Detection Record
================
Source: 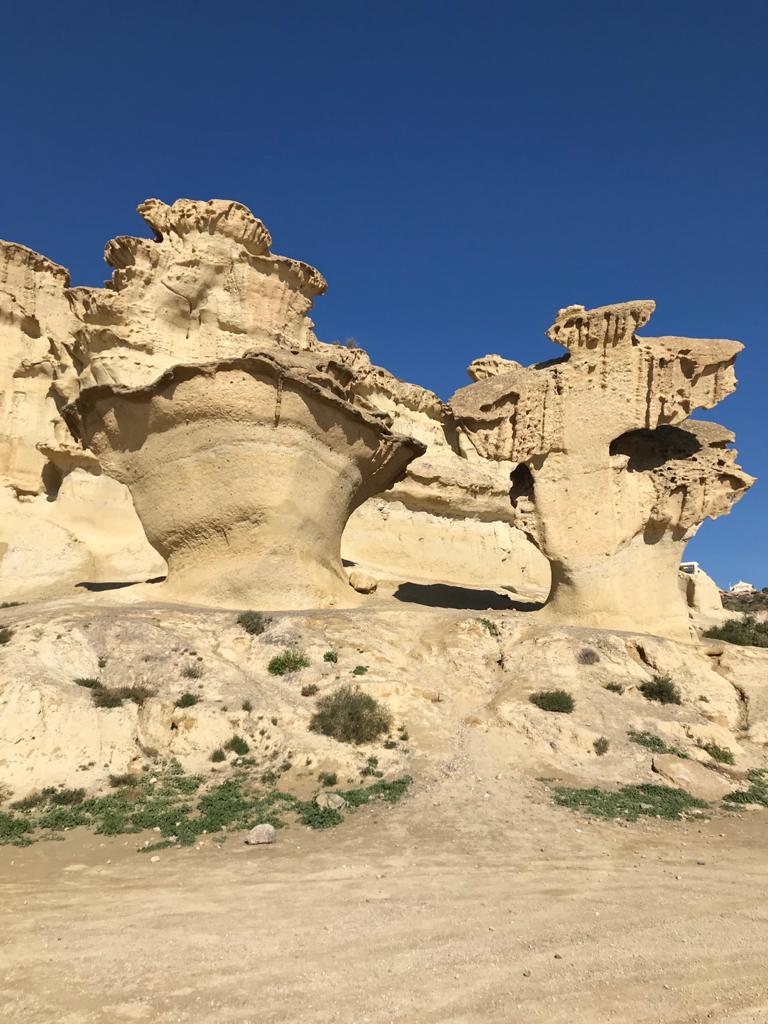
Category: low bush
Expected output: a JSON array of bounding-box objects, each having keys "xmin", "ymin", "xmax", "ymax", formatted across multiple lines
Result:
[
  {"xmin": 704, "ymin": 616, "xmax": 768, "ymax": 649},
  {"xmin": 242, "ymin": 699, "xmax": 253, "ymax": 712},
  {"xmin": 109, "ymin": 773, "xmax": 140, "ymax": 788},
  {"xmin": 268, "ymin": 649, "xmax": 310, "ymax": 675},
  {"xmin": 628, "ymin": 729, "xmax": 688, "ymax": 758},
  {"xmin": 639, "ymin": 675, "xmax": 681, "ymax": 705},
  {"xmin": 593, "ymin": 736, "xmax": 609, "ymax": 756},
  {"xmin": 529, "ymin": 689, "xmax": 574, "ymax": 714},
  {"xmin": 237, "ymin": 611, "xmax": 270, "ymax": 636},
  {"xmin": 310, "ymin": 685, "xmax": 392, "ymax": 744},
  {"xmin": 92, "ymin": 685, "xmax": 155, "ymax": 709},
  {"xmin": 479, "ymin": 618, "xmax": 500, "ymax": 638},
  {"xmin": 182, "ymin": 663, "xmax": 203, "ymax": 679},
  {"xmin": 175, "ymin": 692, "xmax": 199, "ymax": 708},
  {"xmin": 701, "ymin": 741, "xmax": 735, "ymax": 765},
  {"xmin": 351, "ymin": 665, "xmax": 368, "ymax": 676},
  {"xmin": 723, "ymin": 769, "xmax": 768, "ymax": 808},
  {"xmin": 554, "ymin": 783, "xmax": 708, "ymax": 821},
  {"xmin": 210, "ymin": 748, "xmax": 226, "ymax": 762},
  {"xmin": 318, "ymin": 771, "xmax": 338, "ymax": 787},
  {"xmin": 577, "ymin": 648, "xmax": 600, "ymax": 665},
  {"xmin": 323, "ymin": 650, "xmax": 338, "ymax": 663},
  {"xmin": 224, "ymin": 734, "xmax": 249, "ymax": 755},
  {"xmin": 0, "ymin": 627, "xmax": 13, "ymax": 646},
  {"xmin": 301, "ymin": 683, "xmax": 319, "ymax": 697},
  {"xmin": 604, "ymin": 682, "xmax": 624, "ymax": 694},
  {"xmin": 75, "ymin": 677, "xmax": 102, "ymax": 689}
]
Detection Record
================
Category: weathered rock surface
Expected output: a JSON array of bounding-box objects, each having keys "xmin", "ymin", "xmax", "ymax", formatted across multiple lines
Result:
[
  {"xmin": 449, "ymin": 300, "xmax": 754, "ymax": 638},
  {"xmin": 651, "ymin": 754, "xmax": 733, "ymax": 801},
  {"xmin": 65, "ymin": 355, "xmax": 424, "ymax": 609},
  {"xmin": 244, "ymin": 824, "xmax": 277, "ymax": 845},
  {"xmin": 0, "ymin": 241, "xmax": 163, "ymax": 600}
]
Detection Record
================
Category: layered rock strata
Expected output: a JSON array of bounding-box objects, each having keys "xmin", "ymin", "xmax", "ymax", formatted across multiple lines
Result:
[
  {"xmin": 64, "ymin": 355, "xmax": 424, "ymax": 609},
  {"xmin": 449, "ymin": 300, "xmax": 754, "ymax": 638}
]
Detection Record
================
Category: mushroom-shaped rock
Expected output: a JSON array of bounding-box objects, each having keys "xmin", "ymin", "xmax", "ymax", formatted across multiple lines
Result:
[
  {"xmin": 449, "ymin": 300, "xmax": 754, "ymax": 639},
  {"xmin": 64, "ymin": 353, "xmax": 425, "ymax": 609}
]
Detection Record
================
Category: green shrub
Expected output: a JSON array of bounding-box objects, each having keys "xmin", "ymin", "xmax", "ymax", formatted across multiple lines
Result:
[
  {"xmin": 593, "ymin": 736, "xmax": 609, "ymax": 756},
  {"xmin": 210, "ymin": 748, "xmax": 226, "ymax": 762},
  {"xmin": 704, "ymin": 616, "xmax": 768, "ymax": 649},
  {"xmin": 529, "ymin": 689, "xmax": 574, "ymax": 714},
  {"xmin": 479, "ymin": 618, "xmax": 500, "ymax": 637},
  {"xmin": 268, "ymin": 649, "xmax": 310, "ymax": 675},
  {"xmin": 639, "ymin": 675, "xmax": 681, "ymax": 705},
  {"xmin": 175, "ymin": 692, "xmax": 199, "ymax": 708},
  {"xmin": 301, "ymin": 683, "xmax": 319, "ymax": 697},
  {"xmin": 723, "ymin": 769, "xmax": 768, "ymax": 807},
  {"xmin": 351, "ymin": 665, "xmax": 368, "ymax": 676},
  {"xmin": 237, "ymin": 611, "xmax": 270, "ymax": 636},
  {"xmin": 701, "ymin": 741, "xmax": 735, "ymax": 765},
  {"xmin": 361, "ymin": 755, "xmax": 383, "ymax": 778},
  {"xmin": 49, "ymin": 788, "xmax": 85, "ymax": 806},
  {"xmin": 310, "ymin": 685, "xmax": 393, "ymax": 744},
  {"xmin": 577, "ymin": 648, "xmax": 600, "ymax": 665},
  {"xmin": 224, "ymin": 734, "xmax": 249, "ymax": 755},
  {"xmin": 628, "ymin": 729, "xmax": 688, "ymax": 758},
  {"xmin": 383, "ymin": 739, "xmax": 398, "ymax": 749},
  {"xmin": 75, "ymin": 677, "xmax": 102, "ymax": 689},
  {"xmin": 554, "ymin": 783, "xmax": 708, "ymax": 821},
  {"xmin": 242, "ymin": 699, "xmax": 253, "ymax": 712},
  {"xmin": 98, "ymin": 655, "xmax": 108, "ymax": 669},
  {"xmin": 604, "ymin": 682, "xmax": 624, "ymax": 694},
  {"xmin": 182, "ymin": 663, "xmax": 203, "ymax": 679},
  {"xmin": 323, "ymin": 650, "xmax": 338, "ymax": 663},
  {"xmin": 0, "ymin": 627, "xmax": 13, "ymax": 646},
  {"xmin": 318, "ymin": 771, "xmax": 338, "ymax": 787}
]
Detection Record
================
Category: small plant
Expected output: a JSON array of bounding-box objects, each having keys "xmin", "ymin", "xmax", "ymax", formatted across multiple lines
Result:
[
  {"xmin": 704, "ymin": 616, "xmax": 768, "ymax": 649},
  {"xmin": 593, "ymin": 736, "xmax": 610, "ymax": 756},
  {"xmin": 529, "ymin": 689, "xmax": 574, "ymax": 714},
  {"xmin": 98, "ymin": 655, "xmax": 108, "ymax": 669},
  {"xmin": 0, "ymin": 601, "xmax": 21, "ymax": 608},
  {"xmin": 361, "ymin": 755, "xmax": 383, "ymax": 778},
  {"xmin": 109, "ymin": 772, "xmax": 139, "ymax": 787},
  {"xmin": 241, "ymin": 699, "xmax": 253, "ymax": 712},
  {"xmin": 604, "ymin": 682, "xmax": 624, "ymax": 694},
  {"xmin": 310, "ymin": 685, "xmax": 393, "ymax": 744},
  {"xmin": 210, "ymin": 748, "xmax": 226, "ymax": 762},
  {"xmin": 175, "ymin": 692, "xmax": 199, "ymax": 708},
  {"xmin": 351, "ymin": 665, "xmax": 368, "ymax": 676},
  {"xmin": 182, "ymin": 663, "xmax": 203, "ymax": 679},
  {"xmin": 723, "ymin": 769, "xmax": 768, "ymax": 808},
  {"xmin": 701, "ymin": 741, "xmax": 735, "ymax": 765},
  {"xmin": 318, "ymin": 771, "xmax": 338, "ymax": 787},
  {"xmin": 268, "ymin": 649, "xmax": 310, "ymax": 675},
  {"xmin": 224, "ymin": 734, "xmax": 249, "ymax": 756},
  {"xmin": 398, "ymin": 727, "xmax": 409, "ymax": 741},
  {"xmin": 323, "ymin": 650, "xmax": 338, "ymax": 663},
  {"xmin": 237, "ymin": 610, "xmax": 270, "ymax": 636},
  {"xmin": 49, "ymin": 788, "xmax": 86, "ymax": 806},
  {"xmin": 383, "ymin": 739, "xmax": 398, "ymax": 749},
  {"xmin": 301, "ymin": 683, "xmax": 319, "ymax": 697},
  {"xmin": 639, "ymin": 675, "xmax": 682, "ymax": 705},
  {"xmin": 577, "ymin": 648, "xmax": 600, "ymax": 665},
  {"xmin": 0, "ymin": 627, "xmax": 13, "ymax": 646},
  {"xmin": 627, "ymin": 729, "xmax": 689, "ymax": 759},
  {"xmin": 479, "ymin": 618, "xmax": 500, "ymax": 637},
  {"xmin": 74, "ymin": 677, "xmax": 102, "ymax": 689}
]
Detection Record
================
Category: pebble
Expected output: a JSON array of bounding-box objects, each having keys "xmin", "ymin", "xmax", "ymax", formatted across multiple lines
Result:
[{"xmin": 150, "ymin": 855, "xmax": 160, "ymax": 863}]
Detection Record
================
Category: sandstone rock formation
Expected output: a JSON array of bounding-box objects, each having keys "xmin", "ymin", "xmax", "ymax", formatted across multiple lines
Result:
[
  {"xmin": 0, "ymin": 241, "xmax": 163, "ymax": 601},
  {"xmin": 65, "ymin": 198, "xmax": 546, "ymax": 601},
  {"xmin": 65, "ymin": 354, "xmax": 424, "ymax": 609},
  {"xmin": 449, "ymin": 300, "xmax": 754, "ymax": 638}
]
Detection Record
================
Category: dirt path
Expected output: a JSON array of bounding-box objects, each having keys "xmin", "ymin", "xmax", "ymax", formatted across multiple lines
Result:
[{"xmin": 2, "ymin": 769, "xmax": 767, "ymax": 1024}]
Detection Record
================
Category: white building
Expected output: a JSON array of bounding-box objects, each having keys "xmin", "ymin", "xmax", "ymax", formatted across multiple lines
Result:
[{"xmin": 729, "ymin": 580, "xmax": 756, "ymax": 595}]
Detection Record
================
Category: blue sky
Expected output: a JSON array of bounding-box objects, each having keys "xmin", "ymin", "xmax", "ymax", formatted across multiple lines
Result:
[{"xmin": 2, "ymin": 1, "xmax": 765, "ymax": 587}]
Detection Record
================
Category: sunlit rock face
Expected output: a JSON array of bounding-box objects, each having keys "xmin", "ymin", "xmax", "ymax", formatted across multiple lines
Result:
[
  {"xmin": 449, "ymin": 301, "xmax": 754, "ymax": 639},
  {"xmin": 65, "ymin": 354, "xmax": 425, "ymax": 610},
  {"xmin": 0, "ymin": 241, "xmax": 163, "ymax": 601}
]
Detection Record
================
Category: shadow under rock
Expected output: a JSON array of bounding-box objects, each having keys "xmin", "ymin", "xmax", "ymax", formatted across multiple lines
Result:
[{"xmin": 393, "ymin": 581, "xmax": 544, "ymax": 612}]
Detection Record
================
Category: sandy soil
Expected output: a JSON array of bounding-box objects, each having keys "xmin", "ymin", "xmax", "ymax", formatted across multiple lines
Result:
[{"xmin": 2, "ymin": 754, "xmax": 768, "ymax": 1024}]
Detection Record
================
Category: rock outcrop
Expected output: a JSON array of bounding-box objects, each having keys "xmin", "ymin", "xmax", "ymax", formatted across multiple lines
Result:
[
  {"xmin": 0, "ymin": 241, "xmax": 163, "ymax": 600},
  {"xmin": 449, "ymin": 301, "xmax": 754, "ymax": 638}
]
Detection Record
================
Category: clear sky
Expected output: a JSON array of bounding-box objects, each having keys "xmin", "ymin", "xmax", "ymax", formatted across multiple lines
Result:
[{"xmin": 2, "ymin": 1, "xmax": 765, "ymax": 588}]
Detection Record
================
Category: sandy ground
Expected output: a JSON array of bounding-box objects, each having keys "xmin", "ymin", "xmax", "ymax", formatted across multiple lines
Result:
[{"xmin": 2, "ymin": 754, "xmax": 768, "ymax": 1024}]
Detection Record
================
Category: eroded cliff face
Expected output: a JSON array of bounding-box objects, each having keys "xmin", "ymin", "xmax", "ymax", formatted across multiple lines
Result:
[
  {"xmin": 449, "ymin": 301, "xmax": 754, "ymax": 638},
  {"xmin": 0, "ymin": 242, "xmax": 162, "ymax": 601}
]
